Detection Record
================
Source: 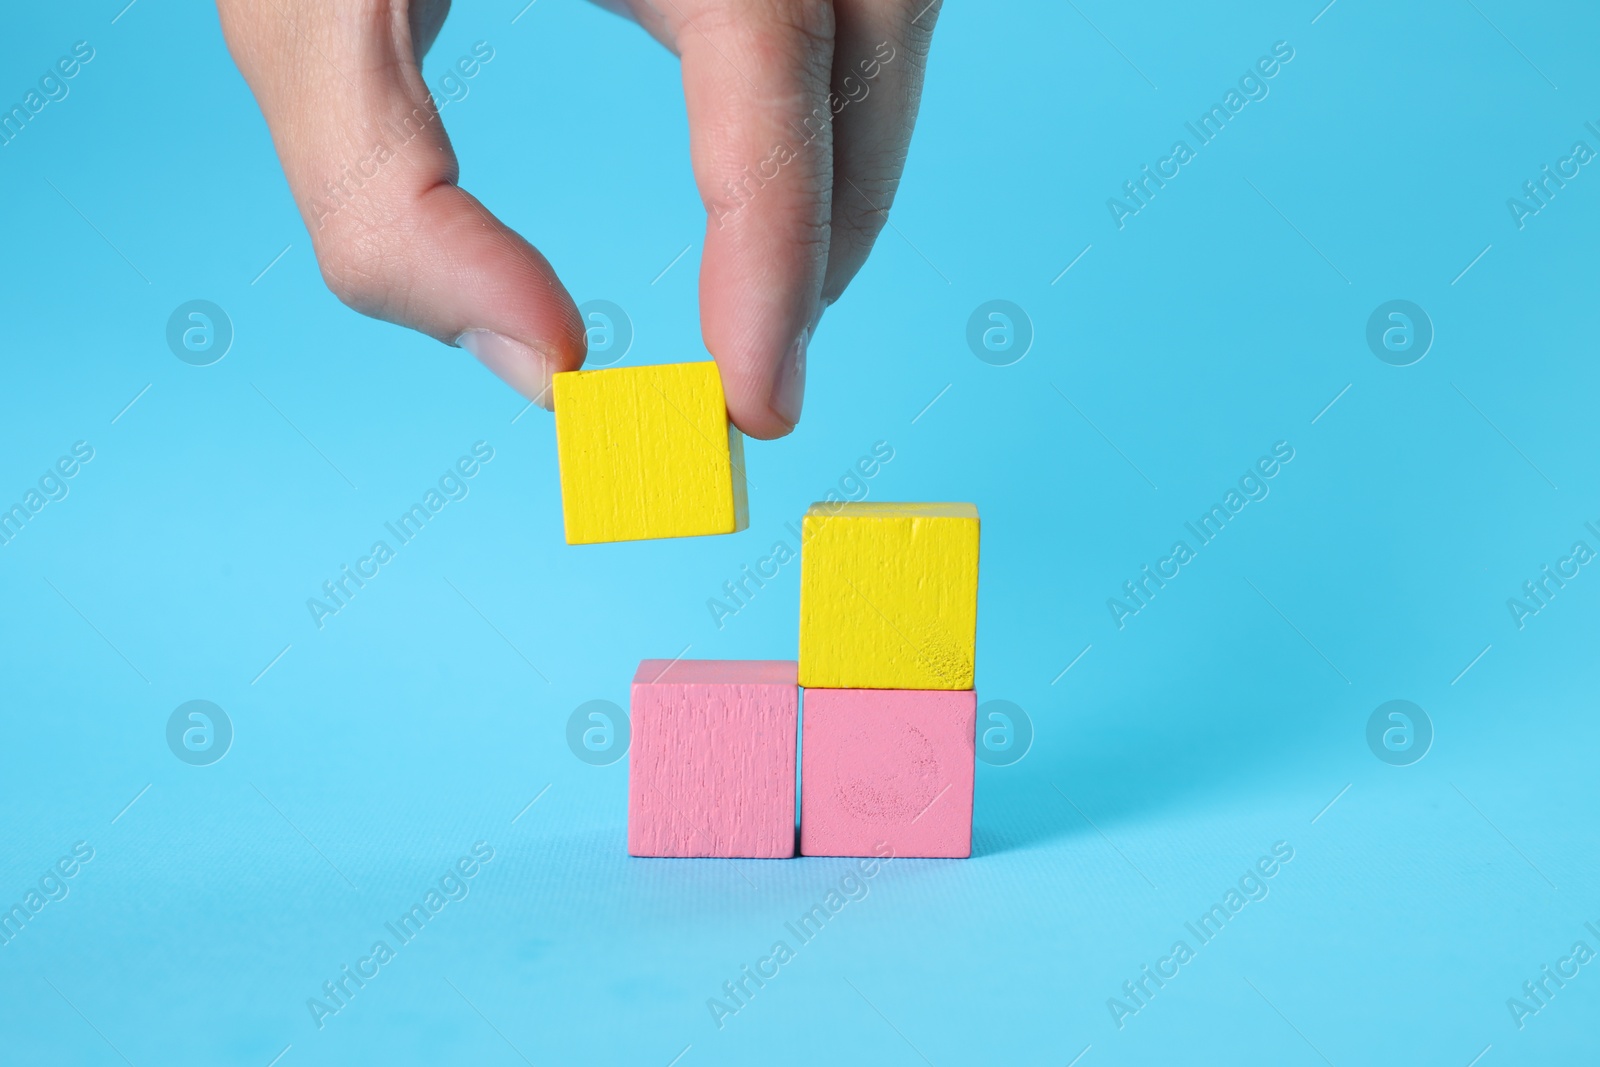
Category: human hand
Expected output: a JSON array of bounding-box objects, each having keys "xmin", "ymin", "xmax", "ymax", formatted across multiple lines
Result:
[{"xmin": 217, "ymin": 0, "xmax": 939, "ymax": 439}]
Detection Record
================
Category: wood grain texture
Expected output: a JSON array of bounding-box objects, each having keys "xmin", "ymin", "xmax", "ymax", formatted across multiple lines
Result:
[
  {"xmin": 553, "ymin": 362, "xmax": 749, "ymax": 545},
  {"xmin": 628, "ymin": 659, "xmax": 797, "ymax": 858},
  {"xmin": 798, "ymin": 502, "xmax": 979, "ymax": 689},
  {"xmin": 799, "ymin": 687, "xmax": 975, "ymax": 859}
]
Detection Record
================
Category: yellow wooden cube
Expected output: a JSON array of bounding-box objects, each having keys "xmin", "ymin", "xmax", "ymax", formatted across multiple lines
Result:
[
  {"xmin": 798, "ymin": 502, "xmax": 979, "ymax": 690},
  {"xmin": 553, "ymin": 362, "xmax": 748, "ymax": 545}
]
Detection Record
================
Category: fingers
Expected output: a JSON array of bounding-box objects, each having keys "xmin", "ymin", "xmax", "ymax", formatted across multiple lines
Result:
[
  {"xmin": 677, "ymin": 0, "xmax": 837, "ymax": 439},
  {"xmin": 821, "ymin": 0, "xmax": 939, "ymax": 304},
  {"xmin": 217, "ymin": 0, "xmax": 585, "ymax": 408}
]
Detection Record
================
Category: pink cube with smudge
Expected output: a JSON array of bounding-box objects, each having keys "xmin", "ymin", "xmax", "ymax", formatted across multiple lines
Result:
[
  {"xmin": 800, "ymin": 688, "xmax": 975, "ymax": 858},
  {"xmin": 628, "ymin": 659, "xmax": 798, "ymax": 858}
]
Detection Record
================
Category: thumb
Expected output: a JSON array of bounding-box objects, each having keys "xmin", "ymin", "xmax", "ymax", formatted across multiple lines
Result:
[{"xmin": 218, "ymin": 0, "xmax": 584, "ymax": 407}]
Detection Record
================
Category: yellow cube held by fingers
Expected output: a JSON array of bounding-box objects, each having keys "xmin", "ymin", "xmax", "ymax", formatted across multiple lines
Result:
[
  {"xmin": 798, "ymin": 502, "xmax": 979, "ymax": 690},
  {"xmin": 553, "ymin": 362, "xmax": 749, "ymax": 545}
]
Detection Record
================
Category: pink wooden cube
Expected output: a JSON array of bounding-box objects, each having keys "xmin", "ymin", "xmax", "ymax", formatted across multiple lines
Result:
[
  {"xmin": 629, "ymin": 659, "xmax": 798, "ymax": 858},
  {"xmin": 801, "ymin": 688, "xmax": 976, "ymax": 859}
]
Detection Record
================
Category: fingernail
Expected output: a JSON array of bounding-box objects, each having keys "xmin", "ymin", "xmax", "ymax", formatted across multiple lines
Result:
[
  {"xmin": 770, "ymin": 326, "xmax": 808, "ymax": 429},
  {"xmin": 456, "ymin": 329, "xmax": 559, "ymax": 411}
]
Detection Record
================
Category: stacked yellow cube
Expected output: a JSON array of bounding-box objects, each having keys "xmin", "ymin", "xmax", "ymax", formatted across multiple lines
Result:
[{"xmin": 797, "ymin": 502, "xmax": 979, "ymax": 690}]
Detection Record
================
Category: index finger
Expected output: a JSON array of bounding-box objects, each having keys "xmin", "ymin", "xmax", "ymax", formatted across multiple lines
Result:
[{"xmin": 677, "ymin": 0, "xmax": 838, "ymax": 439}]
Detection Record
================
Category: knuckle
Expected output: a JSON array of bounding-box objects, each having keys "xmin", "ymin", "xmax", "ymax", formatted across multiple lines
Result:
[
  {"xmin": 834, "ymin": 200, "xmax": 889, "ymax": 246},
  {"xmin": 830, "ymin": 206, "xmax": 887, "ymax": 265},
  {"xmin": 767, "ymin": 0, "xmax": 835, "ymax": 48},
  {"xmin": 899, "ymin": 0, "xmax": 942, "ymax": 37},
  {"xmin": 312, "ymin": 220, "xmax": 411, "ymax": 318},
  {"xmin": 837, "ymin": 169, "xmax": 901, "ymax": 225},
  {"xmin": 695, "ymin": 0, "xmax": 834, "ymax": 52},
  {"xmin": 881, "ymin": 4, "xmax": 938, "ymax": 68}
]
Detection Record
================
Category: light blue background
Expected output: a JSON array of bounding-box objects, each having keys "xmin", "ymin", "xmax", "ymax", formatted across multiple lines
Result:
[{"xmin": 2, "ymin": 1, "xmax": 1598, "ymax": 1064}]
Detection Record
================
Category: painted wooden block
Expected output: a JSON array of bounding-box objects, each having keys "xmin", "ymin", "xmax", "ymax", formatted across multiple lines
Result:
[
  {"xmin": 798, "ymin": 502, "xmax": 979, "ymax": 690},
  {"xmin": 800, "ymin": 687, "xmax": 975, "ymax": 859},
  {"xmin": 628, "ymin": 659, "xmax": 798, "ymax": 858},
  {"xmin": 553, "ymin": 362, "xmax": 749, "ymax": 545}
]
